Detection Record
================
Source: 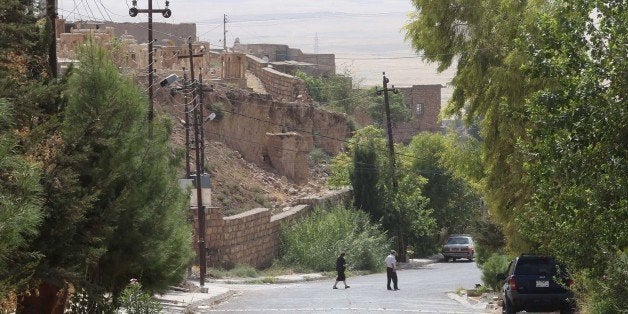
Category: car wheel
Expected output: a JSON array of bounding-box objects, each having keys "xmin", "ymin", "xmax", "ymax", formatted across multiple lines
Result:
[
  {"xmin": 502, "ymin": 298, "xmax": 516, "ymax": 314},
  {"xmin": 452, "ymin": 258, "xmax": 457, "ymax": 262},
  {"xmin": 443, "ymin": 256, "xmax": 449, "ymax": 262}
]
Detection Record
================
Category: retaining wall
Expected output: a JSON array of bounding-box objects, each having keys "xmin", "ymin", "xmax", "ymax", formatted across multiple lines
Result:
[
  {"xmin": 246, "ymin": 55, "xmax": 309, "ymax": 102},
  {"xmin": 193, "ymin": 188, "xmax": 351, "ymax": 268}
]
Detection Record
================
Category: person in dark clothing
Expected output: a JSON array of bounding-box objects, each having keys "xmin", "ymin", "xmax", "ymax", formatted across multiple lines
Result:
[{"xmin": 333, "ymin": 252, "xmax": 350, "ymax": 289}]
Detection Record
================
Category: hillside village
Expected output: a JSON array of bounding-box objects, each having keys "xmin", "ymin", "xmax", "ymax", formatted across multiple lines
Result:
[
  {"xmin": 3, "ymin": 1, "xmax": 624, "ymax": 312},
  {"xmin": 55, "ymin": 20, "xmax": 443, "ymax": 209},
  {"xmin": 51, "ymin": 19, "xmax": 447, "ymax": 268}
]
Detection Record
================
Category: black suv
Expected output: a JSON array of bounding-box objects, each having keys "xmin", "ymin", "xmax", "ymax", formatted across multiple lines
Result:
[{"xmin": 498, "ymin": 255, "xmax": 575, "ymax": 314}]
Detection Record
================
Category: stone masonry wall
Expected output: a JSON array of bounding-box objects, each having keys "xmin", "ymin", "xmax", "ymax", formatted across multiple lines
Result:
[
  {"xmin": 193, "ymin": 188, "xmax": 351, "ymax": 269},
  {"xmin": 265, "ymin": 132, "xmax": 309, "ymax": 184},
  {"xmin": 204, "ymin": 87, "xmax": 348, "ymax": 177},
  {"xmin": 246, "ymin": 55, "xmax": 309, "ymax": 102}
]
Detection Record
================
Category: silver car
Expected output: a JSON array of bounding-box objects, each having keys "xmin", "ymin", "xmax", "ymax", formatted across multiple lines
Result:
[{"xmin": 442, "ymin": 235, "xmax": 475, "ymax": 262}]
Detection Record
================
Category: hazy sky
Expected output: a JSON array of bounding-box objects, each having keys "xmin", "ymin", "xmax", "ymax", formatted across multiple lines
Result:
[{"xmin": 58, "ymin": 0, "xmax": 455, "ymax": 96}]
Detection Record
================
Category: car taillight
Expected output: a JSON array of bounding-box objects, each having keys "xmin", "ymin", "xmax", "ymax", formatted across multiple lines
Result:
[
  {"xmin": 567, "ymin": 279, "xmax": 574, "ymax": 287},
  {"xmin": 467, "ymin": 247, "xmax": 473, "ymax": 253},
  {"xmin": 508, "ymin": 277, "xmax": 518, "ymax": 291}
]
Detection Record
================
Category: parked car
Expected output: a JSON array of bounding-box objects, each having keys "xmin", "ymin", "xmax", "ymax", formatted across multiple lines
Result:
[
  {"xmin": 442, "ymin": 234, "xmax": 474, "ymax": 262},
  {"xmin": 498, "ymin": 254, "xmax": 576, "ymax": 314}
]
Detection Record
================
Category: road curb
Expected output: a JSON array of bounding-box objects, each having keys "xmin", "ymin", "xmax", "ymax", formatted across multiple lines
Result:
[{"xmin": 186, "ymin": 290, "xmax": 237, "ymax": 312}]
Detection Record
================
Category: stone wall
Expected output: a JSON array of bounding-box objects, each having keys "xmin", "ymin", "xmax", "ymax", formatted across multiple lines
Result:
[
  {"xmin": 205, "ymin": 87, "xmax": 348, "ymax": 169},
  {"xmin": 63, "ymin": 21, "xmax": 196, "ymax": 46},
  {"xmin": 246, "ymin": 55, "xmax": 309, "ymax": 102},
  {"xmin": 265, "ymin": 132, "xmax": 309, "ymax": 184},
  {"xmin": 193, "ymin": 188, "xmax": 351, "ymax": 268},
  {"xmin": 233, "ymin": 43, "xmax": 335, "ymax": 76},
  {"xmin": 157, "ymin": 85, "xmax": 348, "ymax": 183},
  {"xmin": 55, "ymin": 20, "xmax": 219, "ymax": 81}
]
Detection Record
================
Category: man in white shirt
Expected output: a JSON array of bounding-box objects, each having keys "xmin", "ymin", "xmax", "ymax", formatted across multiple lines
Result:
[{"xmin": 385, "ymin": 250, "xmax": 399, "ymax": 290}]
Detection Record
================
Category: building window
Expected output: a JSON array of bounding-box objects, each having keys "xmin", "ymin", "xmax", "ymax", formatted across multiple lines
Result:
[{"xmin": 416, "ymin": 103, "xmax": 424, "ymax": 116}]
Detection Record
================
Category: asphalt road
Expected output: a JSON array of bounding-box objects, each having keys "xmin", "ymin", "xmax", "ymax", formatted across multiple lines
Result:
[{"xmin": 198, "ymin": 261, "xmax": 488, "ymax": 313}]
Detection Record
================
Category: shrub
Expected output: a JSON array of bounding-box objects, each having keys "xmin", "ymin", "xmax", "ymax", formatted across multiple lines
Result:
[
  {"xmin": 309, "ymin": 148, "xmax": 329, "ymax": 166},
  {"xmin": 118, "ymin": 280, "xmax": 162, "ymax": 314},
  {"xmin": 481, "ymin": 254, "xmax": 511, "ymax": 291},
  {"xmin": 475, "ymin": 243, "xmax": 493, "ymax": 267},
  {"xmin": 230, "ymin": 264, "xmax": 258, "ymax": 278},
  {"xmin": 68, "ymin": 288, "xmax": 114, "ymax": 314},
  {"xmin": 208, "ymin": 102, "xmax": 225, "ymax": 121},
  {"xmin": 280, "ymin": 206, "xmax": 390, "ymax": 273},
  {"xmin": 579, "ymin": 250, "xmax": 628, "ymax": 313}
]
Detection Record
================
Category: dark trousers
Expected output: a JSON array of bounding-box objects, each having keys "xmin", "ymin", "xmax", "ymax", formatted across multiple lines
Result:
[{"xmin": 386, "ymin": 267, "xmax": 398, "ymax": 289}]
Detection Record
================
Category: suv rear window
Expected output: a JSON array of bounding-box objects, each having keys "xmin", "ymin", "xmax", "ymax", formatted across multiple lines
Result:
[
  {"xmin": 515, "ymin": 258, "xmax": 557, "ymax": 275},
  {"xmin": 446, "ymin": 237, "xmax": 469, "ymax": 244}
]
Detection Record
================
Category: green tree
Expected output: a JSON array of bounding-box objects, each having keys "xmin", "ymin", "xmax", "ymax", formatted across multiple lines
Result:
[
  {"xmin": 329, "ymin": 126, "xmax": 434, "ymax": 257},
  {"xmin": 0, "ymin": 100, "xmax": 43, "ymax": 300},
  {"xmin": 397, "ymin": 133, "xmax": 483, "ymax": 255},
  {"xmin": 0, "ymin": 0, "xmax": 65, "ymax": 305},
  {"xmin": 295, "ymin": 71, "xmax": 352, "ymax": 112},
  {"xmin": 405, "ymin": 0, "xmax": 536, "ymax": 252},
  {"xmin": 405, "ymin": 0, "xmax": 626, "ymax": 306},
  {"xmin": 350, "ymin": 142, "xmax": 382, "ymax": 221},
  {"xmin": 515, "ymin": 0, "xmax": 627, "ymax": 307},
  {"xmin": 359, "ymin": 86, "xmax": 411, "ymax": 127},
  {"xmin": 404, "ymin": 133, "xmax": 483, "ymax": 237},
  {"xmin": 16, "ymin": 42, "xmax": 193, "ymax": 312}
]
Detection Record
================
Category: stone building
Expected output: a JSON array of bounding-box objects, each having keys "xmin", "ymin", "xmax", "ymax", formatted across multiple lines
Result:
[
  {"xmin": 233, "ymin": 43, "xmax": 336, "ymax": 77},
  {"xmin": 55, "ymin": 19, "xmax": 217, "ymax": 81},
  {"xmin": 395, "ymin": 84, "xmax": 443, "ymax": 141}
]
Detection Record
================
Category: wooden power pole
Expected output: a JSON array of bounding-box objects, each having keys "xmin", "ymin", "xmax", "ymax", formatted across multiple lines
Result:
[
  {"xmin": 47, "ymin": 0, "xmax": 58, "ymax": 77},
  {"xmin": 129, "ymin": 0, "xmax": 172, "ymax": 123}
]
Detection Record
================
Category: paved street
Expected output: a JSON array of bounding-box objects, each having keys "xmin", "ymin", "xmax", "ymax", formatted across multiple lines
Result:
[{"xmin": 196, "ymin": 261, "xmax": 487, "ymax": 313}]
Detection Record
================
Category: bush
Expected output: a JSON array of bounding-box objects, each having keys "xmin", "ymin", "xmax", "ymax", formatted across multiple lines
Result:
[
  {"xmin": 118, "ymin": 280, "xmax": 162, "ymax": 314},
  {"xmin": 579, "ymin": 250, "xmax": 628, "ymax": 313},
  {"xmin": 68, "ymin": 288, "xmax": 114, "ymax": 314},
  {"xmin": 475, "ymin": 243, "xmax": 493, "ymax": 267},
  {"xmin": 230, "ymin": 264, "xmax": 258, "ymax": 278},
  {"xmin": 481, "ymin": 254, "xmax": 511, "ymax": 291},
  {"xmin": 280, "ymin": 206, "xmax": 390, "ymax": 273},
  {"xmin": 309, "ymin": 148, "xmax": 329, "ymax": 166}
]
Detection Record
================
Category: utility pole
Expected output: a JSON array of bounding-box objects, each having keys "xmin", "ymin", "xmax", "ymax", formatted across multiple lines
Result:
[
  {"xmin": 182, "ymin": 69, "xmax": 191, "ymax": 178},
  {"xmin": 380, "ymin": 72, "xmax": 398, "ymax": 189},
  {"xmin": 223, "ymin": 14, "xmax": 228, "ymax": 51},
  {"xmin": 199, "ymin": 72, "xmax": 206, "ymax": 164},
  {"xmin": 379, "ymin": 72, "xmax": 406, "ymax": 262},
  {"xmin": 129, "ymin": 0, "xmax": 172, "ymax": 123},
  {"xmin": 47, "ymin": 0, "xmax": 58, "ymax": 77},
  {"xmin": 177, "ymin": 38, "xmax": 210, "ymax": 286},
  {"xmin": 179, "ymin": 39, "xmax": 206, "ymax": 169},
  {"xmin": 191, "ymin": 78, "xmax": 207, "ymax": 287}
]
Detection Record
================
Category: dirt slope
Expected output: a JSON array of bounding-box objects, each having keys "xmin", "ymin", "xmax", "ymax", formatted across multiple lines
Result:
[{"xmin": 167, "ymin": 112, "xmax": 330, "ymax": 216}]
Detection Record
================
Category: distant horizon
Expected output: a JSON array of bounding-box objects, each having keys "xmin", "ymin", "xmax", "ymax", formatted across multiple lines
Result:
[{"xmin": 58, "ymin": 0, "xmax": 455, "ymax": 102}]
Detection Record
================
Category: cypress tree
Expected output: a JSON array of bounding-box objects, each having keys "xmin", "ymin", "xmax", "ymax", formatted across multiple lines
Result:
[
  {"xmin": 0, "ymin": 100, "xmax": 43, "ymax": 301},
  {"xmin": 17, "ymin": 41, "xmax": 193, "ymax": 312}
]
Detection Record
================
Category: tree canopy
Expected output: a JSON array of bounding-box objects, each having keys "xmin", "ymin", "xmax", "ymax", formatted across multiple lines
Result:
[
  {"xmin": 405, "ymin": 0, "xmax": 626, "ymax": 308},
  {"xmin": 34, "ymin": 41, "xmax": 192, "ymax": 294}
]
